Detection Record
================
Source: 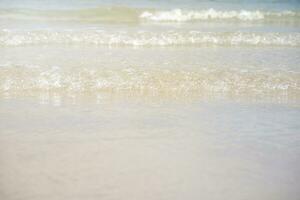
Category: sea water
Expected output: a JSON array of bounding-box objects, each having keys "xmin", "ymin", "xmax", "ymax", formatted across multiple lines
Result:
[{"xmin": 0, "ymin": 0, "xmax": 299, "ymax": 200}]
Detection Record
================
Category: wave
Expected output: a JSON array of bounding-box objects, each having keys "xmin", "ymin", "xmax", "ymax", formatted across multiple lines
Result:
[
  {"xmin": 0, "ymin": 7, "xmax": 299, "ymax": 23},
  {"xmin": 140, "ymin": 8, "xmax": 300, "ymax": 22},
  {"xmin": 0, "ymin": 6, "xmax": 141, "ymax": 23},
  {"xmin": 1, "ymin": 29, "xmax": 299, "ymax": 47},
  {"xmin": 0, "ymin": 65, "xmax": 299, "ymax": 98}
]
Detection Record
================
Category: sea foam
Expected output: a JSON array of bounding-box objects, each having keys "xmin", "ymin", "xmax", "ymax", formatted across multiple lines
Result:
[
  {"xmin": 1, "ymin": 65, "xmax": 299, "ymax": 98},
  {"xmin": 1, "ymin": 29, "xmax": 299, "ymax": 47},
  {"xmin": 139, "ymin": 8, "xmax": 299, "ymax": 22}
]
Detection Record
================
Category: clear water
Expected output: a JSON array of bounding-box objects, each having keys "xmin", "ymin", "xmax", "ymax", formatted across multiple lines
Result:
[{"xmin": 0, "ymin": 0, "xmax": 299, "ymax": 200}]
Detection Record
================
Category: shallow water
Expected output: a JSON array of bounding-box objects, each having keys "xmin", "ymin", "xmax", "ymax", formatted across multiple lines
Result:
[
  {"xmin": 0, "ymin": 97, "xmax": 300, "ymax": 200},
  {"xmin": 0, "ymin": 0, "xmax": 300, "ymax": 200}
]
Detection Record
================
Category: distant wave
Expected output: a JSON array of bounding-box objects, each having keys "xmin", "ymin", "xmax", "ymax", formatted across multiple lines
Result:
[
  {"xmin": 0, "ymin": 7, "xmax": 299, "ymax": 23},
  {"xmin": 0, "ymin": 6, "xmax": 141, "ymax": 23},
  {"xmin": 0, "ymin": 65, "xmax": 299, "ymax": 98},
  {"xmin": 1, "ymin": 29, "xmax": 299, "ymax": 47},
  {"xmin": 140, "ymin": 8, "xmax": 299, "ymax": 22}
]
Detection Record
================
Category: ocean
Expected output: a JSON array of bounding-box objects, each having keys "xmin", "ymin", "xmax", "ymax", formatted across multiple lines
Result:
[{"xmin": 0, "ymin": 0, "xmax": 299, "ymax": 200}]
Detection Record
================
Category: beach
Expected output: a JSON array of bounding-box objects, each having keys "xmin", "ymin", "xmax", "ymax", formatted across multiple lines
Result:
[{"xmin": 0, "ymin": 0, "xmax": 300, "ymax": 199}]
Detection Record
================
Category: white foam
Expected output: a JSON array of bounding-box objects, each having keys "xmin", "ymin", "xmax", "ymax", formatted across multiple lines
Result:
[
  {"xmin": 140, "ymin": 8, "xmax": 297, "ymax": 22},
  {"xmin": 0, "ymin": 30, "xmax": 299, "ymax": 47},
  {"xmin": 0, "ymin": 66, "xmax": 299, "ymax": 97}
]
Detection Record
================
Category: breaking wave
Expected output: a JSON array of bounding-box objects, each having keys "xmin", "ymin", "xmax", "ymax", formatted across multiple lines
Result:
[
  {"xmin": 1, "ymin": 29, "xmax": 299, "ymax": 47},
  {"xmin": 0, "ymin": 7, "xmax": 299, "ymax": 23},
  {"xmin": 140, "ymin": 8, "xmax": 300, "ymax": 22},
  {"xmin": 0, "ymin": 65, "xmax": 299, "ymax": 98}
]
